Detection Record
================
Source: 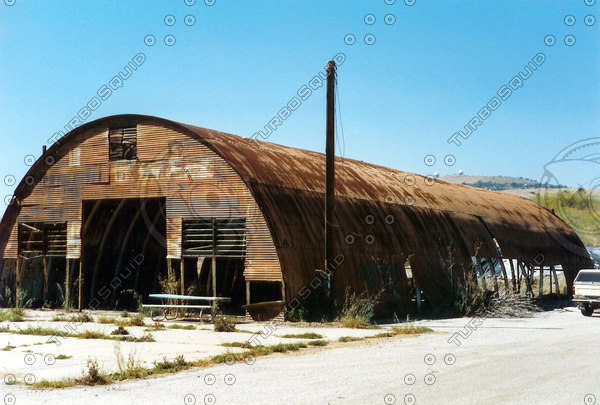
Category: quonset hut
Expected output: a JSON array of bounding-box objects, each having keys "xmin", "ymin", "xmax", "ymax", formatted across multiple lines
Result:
[{"xmin": 0, "ymin": 115, "xmax": 592, "ymax": 316}]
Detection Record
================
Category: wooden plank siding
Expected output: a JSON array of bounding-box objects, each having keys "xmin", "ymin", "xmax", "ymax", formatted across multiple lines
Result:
[{"xmin": 4, "ymin": 123, "xmax": 282, "ymax": 282}]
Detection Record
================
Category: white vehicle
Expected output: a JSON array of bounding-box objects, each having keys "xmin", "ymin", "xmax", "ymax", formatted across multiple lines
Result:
[{"xmin": 572, "ymin": 269, "xmax": 600, "ymax": 316}]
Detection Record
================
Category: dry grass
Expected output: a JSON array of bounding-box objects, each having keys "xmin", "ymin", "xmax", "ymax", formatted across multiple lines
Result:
[
  {"xmin": 280, "ymin": 332, "xmax": 323, "ymax": 339},
  {"xmin": 144, "ymin": 323, "xmax": 166, "ymax": 331},
  {"xmin": 221, "ymin": 341, "xmax": 253, "ymax": 349},
  {"xmin": 167, "ymin": 324, "xmax": 195, "ymax": 330},
  {"xmin": 0, "ymin": 308, "xmax": 25, "ymax": 322},
  {"xmin": 338, "ymin": 336, "xmax": 363, "ymax": 342},
  {"xmin": 1, "ymin": 342, "xmax": 15, "ymax": 351},
  {"xmin": 534, "ymin": 189, "xmax": 600, "ymax": 247},
  {"xmin": 0, "ymin": 324, "xmax": 155, "ymax": 342},
  {"xmin": 391, "ymin": 324, "xmax": 433, "ymax": 335}
]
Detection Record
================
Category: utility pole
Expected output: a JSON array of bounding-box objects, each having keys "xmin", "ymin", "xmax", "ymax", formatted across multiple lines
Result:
[{"xmin": 324, "ymin": 60, "xmax": 336, "ymax": 306}]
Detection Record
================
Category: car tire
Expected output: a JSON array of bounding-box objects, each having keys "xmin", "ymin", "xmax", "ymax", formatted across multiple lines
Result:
[{"xmin": 581, "ymin": 305, "xmax": 594, "ymax": 317}]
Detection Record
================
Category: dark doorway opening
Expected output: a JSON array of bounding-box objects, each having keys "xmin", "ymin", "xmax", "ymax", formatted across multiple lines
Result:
[
  {"xmin": 216, "ymin": 258, "xmax": 245, "ymax": 314},
  {"xmin": 81, "ymin": 198, "xmax": 166, "ymax": 309},
  {"xmin": 249, "ymin": 281, "xmax": 282, "ymax": 304},
  {"xmin": 181, "ymin": 257, "xmax": 246, "ymax": 315},
  {"xmin": 17, "ymin": 222, "xmax": 68, "ymax": 307},
  {"xmin": 17, "ymin": 257, "xmax": 67, "ymax": 308}
]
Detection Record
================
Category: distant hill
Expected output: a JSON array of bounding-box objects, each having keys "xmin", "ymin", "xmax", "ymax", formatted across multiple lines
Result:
[{"xmin": 440, "ymin": 175, "xmax": 564, "ymax": 191}]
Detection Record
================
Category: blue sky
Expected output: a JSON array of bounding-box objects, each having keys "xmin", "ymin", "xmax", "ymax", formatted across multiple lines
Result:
[{"xmin": 0, "ymin": 0, "xmax": 598, "ymax": 218}]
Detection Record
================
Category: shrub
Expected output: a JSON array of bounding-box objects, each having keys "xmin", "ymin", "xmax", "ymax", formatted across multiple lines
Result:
[
  {"xmin": 370, "ymin": 332, "xmax": 395, "ymax": 338},
  {"xmin": 48, "ymin": 282, "xmax": 65, "ymax": 308},
  {"xmin": 153, "ymin": 355, "xmax": 189, "ymax": 372},
  {"xmin": 270, "ymin": 342, "xmax": 307, "ymax": 352},
  {"xmin": 10, "ymin": 307, "xmax": 25, "ymax": 317},
  {"xmin": 116, "ymin": 290, "xmax": 141, "ymax": 312},
  {"xmin": 213, "ymin": 316, "xmax": 236, "ymax": 332},
  {"xmin": 110, "ymin": 326, "xmax": 130, "ymax": 336},
  {"xmin": 287, "ymin": 305, "xmax": 309, "ymax": 322},
  {"xmin": 115, "ymin": 332, "xmax": 155, "ymax": 343},
  {"xmin": 0, "ymin": 287, "xmax": 12, "ymax": 307},
  {"xmin": 308, "ymin": 340, "xmax": 328, "ymax": 346},
  {"xmin": 339, "ymin": 316, "xmax": 370, "ymax": 329},
  {"xmin": 69, "ymin": 313, "xmax": 93, "ymax": 323},
  {"xmin": 133, "ymin": 333, "xmax": 155, "ymax": 343},
  {"xmin": 453, "ymin": 277, "xmax": 495, "ymax": 315},
  {"xmin": 338, "ymin": 287, "xmax": 381, "ymax": 329},
  {"xmin": 52, "ymin": 314, "xmax": 68, "ymax": 322},
  {"xmin": 210, "ymin": 350, "xmax": 246, "ymax": 364},
  {"xmin": 113, "ymin": 344, "xmax": 146, "ymax": 380},
  {"xmin": 158, "ymin": 271, "xmax": 180, "ymax": 295},
  {"xmin": 144, "ymin": 323, "xmax": 166, "ymax": 331},
  {"xmin": 0, "ymin": 287, "xmax": 31, "ymax": 308},
  {"xmin": 78, "ymin": 359, "xmax": 108, "ymax": 385},
  {"xmin": 0, "ymin": 308, "xmax": 24, "ymax": 322},
  {"xmin": 137, "ymin": 304, "xmax": 153, "ymax": 317},
  {"xmin": 15, "ymin": 288, "xmax": 33, "ymax": 309},
  {"xmin": 81, "ymin": 330, "xmax": 108, "ymax": 339},
  {"xmin": 117, "ymin": 313, "xmax": 145, "ymax": 327}
]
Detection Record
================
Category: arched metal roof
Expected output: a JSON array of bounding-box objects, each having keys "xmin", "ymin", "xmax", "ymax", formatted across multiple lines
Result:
[{"xmin": 0, "ymin": 114, "xmax": 592, "ymax": 309}]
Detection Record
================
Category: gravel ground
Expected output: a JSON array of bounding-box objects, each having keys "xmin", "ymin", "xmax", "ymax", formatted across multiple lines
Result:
[{"xmin": 5, "ymin": 307, "xmax": 600, "ymax": 405}]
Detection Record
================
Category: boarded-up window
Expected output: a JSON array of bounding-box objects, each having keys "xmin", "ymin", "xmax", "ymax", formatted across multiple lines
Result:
[
  {"xmin": 18, "ymin": 222, "xmax": 67, "ymax": 258},
  {"xmin": 70, "ymin": 147, "xmax": 81, "ymax": 166},
  {"xmin": 109, "ymin": 127, "xmax": 137, "ymax": 161},
  {"xmin": 182, "ymin": 218, "xmax": 246, "ymax": 257}
]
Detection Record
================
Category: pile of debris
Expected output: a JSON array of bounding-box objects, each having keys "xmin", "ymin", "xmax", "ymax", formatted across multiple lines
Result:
[{"xmin": 476, "ymin": 293, "xmax": 542, "ymax": 318}]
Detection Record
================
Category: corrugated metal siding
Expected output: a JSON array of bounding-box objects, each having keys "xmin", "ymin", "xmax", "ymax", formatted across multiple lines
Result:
[
  {"xmin": 4, "ymin": 226, "xmax": 17, "ymax": 258},
  {"xmin": 188, "ymin": 124, "xmax": 588, "ymax": 266},
  {"xmin": 136, "ymin": 124, "xmax": 280, "ymax": 280},
  {"xmin": 0, "ymin": 114, "xmax": 591, "ymax": 308},
  {"xmin": 177, "ymin": 121, "xmax": 592, "ymax": 306},
  {"xmin": 79, "ymin": 128, "xmax": 109, "ymax": 165},
  {"xmin": 0, "ymin": 120, "xmax": 282, "ymax": 281}
]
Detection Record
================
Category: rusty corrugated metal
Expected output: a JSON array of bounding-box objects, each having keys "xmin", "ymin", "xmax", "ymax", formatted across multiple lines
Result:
[
  {"xmin": 0, "ymin": 114, "xmax": 592, "ymax": 310},
  {"xmin": 178, "ymin": 121, "xmax": 592, "ymax": 307}
]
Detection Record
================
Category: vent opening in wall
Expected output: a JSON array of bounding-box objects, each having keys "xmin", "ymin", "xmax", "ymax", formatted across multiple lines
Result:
[{"xmin": 109, "ymin": 127, "xmax": 137, "ymax": 161}]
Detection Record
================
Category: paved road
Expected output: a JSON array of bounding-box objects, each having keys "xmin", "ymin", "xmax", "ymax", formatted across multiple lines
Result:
[{"xmin": 8, "ymin": 308, "xmax": 600, "ymax": 405}]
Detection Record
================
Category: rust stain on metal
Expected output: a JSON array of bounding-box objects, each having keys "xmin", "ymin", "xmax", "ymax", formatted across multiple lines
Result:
[{"xmin": 0, "ymin": 114, "xmax": 592, "ymax": 312}]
